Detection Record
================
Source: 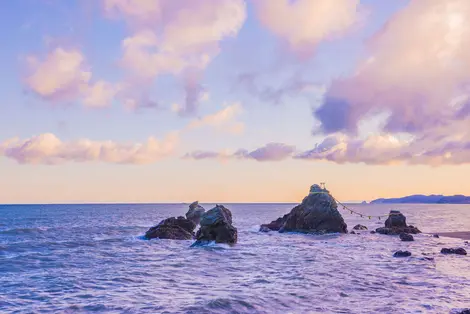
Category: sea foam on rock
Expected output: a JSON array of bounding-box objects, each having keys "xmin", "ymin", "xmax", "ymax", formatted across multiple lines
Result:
[
  {"xmin": 376, "ymin": 210, "xmax": 421, "ymax": 235},
  {"xmin": 191, "ymin": 205, "xmax": 238, "ymax": 246},
  {"xmin": 185, "ymin": 201, "xmax": 205, "ymax": 225},
  {"xmin": 260, "ymin": 184, "xmax": 348, "ymax": 234},
  {"xmin": 145, "ymin": 216, "xmax": 196, "ymax": 240}
]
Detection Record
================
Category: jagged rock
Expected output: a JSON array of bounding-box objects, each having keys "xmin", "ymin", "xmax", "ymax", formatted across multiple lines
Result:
[
  {"xmin": 185, "ymin": 201, "xmax": 206, "ymax": 225},
  {"xmin": 145, "ymin": 216, "xmax": 196, "ymax": 240},
  {"xmin": 260, "ymin": 184, "xmax": 347, "ymax": 234},
  {"xmin": 441, "ymin": 248, "xmax": 467, "ymax": 255},
  {"xmin": 191, "ymin": 205, "xmax": 237, "ymax": 246},
  {"xmin": 400, "ymin": 233, "xmax": 414, "ymax": 241},
  {"xmin": 350, "ymin": 231, "xmax": 356, "ymax": 234},
  {"xmin": 260, "ymin": 213, "xmax": 289, "ymax": 232},
  {"xmin": 353, "ymin": 224, "xmax": 368, "ymax": 230},
  {"xmin": 433, "ymin": 234, "xmax": 440, "ymax": 238},
  {"xmin": 393, "ymin": 250, "xmax": 411, "ymax": 257},
  {"xmin": 376, "ymin": 210, "xmax": 421, "ymax": 235}
]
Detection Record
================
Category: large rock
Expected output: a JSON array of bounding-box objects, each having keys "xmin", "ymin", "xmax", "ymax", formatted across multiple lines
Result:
[
  {"xmin": 145, "ymin": 216, "xmax": 196, "ymax": 240},
  {"xmin": 185, "ymin": 201, "xmax": 206, "ymax": 225},
  {"xmin": 191, "ymin": 205, "xmax": 238, "ymax": 246},
  {"xmin": 441, "ymin": 248, "xmax": 467, "ymax": 255},
  {"xmin": 376, "ymin": 210, "xmax": 421, "ymax": 235},
  {"xmin": 260, "ymin": 184, "xmax": 348, "ymax": 234}
]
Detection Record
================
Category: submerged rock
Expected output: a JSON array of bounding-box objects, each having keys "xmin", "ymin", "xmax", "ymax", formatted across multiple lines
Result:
[
  {"xmin": 185, "ymin": 201, "xmax": 206, "ymax": 225},
  {"xmin": 191, "ymin": 205, "xmax": 237, "ymax": 246},
  {"xmin": 376, "ymin": 210, "xmax": 421, "ymax": 235},
  {"xmin": 145, "ymin": 216, "xmax": 196, "ymax": 240},
  {"xmin": 353, "ymin": 224, "xmax": 368, "ymax": 230},
  {"xmin": 399, "ymin": 233, "xmax": 414, "ymax": 242},
  {"xmin": 260, "ymin": 184, "xmax": 347, "ymax": 234},
  {"xmin": 393, "ymin": 250, "xmax": 411, "ymax": 257},
  {"xmin": 441, "ymin": 248, "xmax": 467, "ymax": 255},
  {"xmin": 433, "ymin": 234, "xmax": 440, "ymax": 238}
]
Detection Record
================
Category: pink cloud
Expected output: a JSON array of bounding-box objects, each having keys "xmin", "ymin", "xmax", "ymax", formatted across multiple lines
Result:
[
  {"xmin": 0, "ymin": 132, "xmax": 179, "ymax": 165},
  {"xmin": 253, "ymin": 0, "xmax": 361, "ymax": 58},
  {"xmin": 187, "ymin": 102, "xmax": 244, "ymax": 135},
  {"xmin": 24, "ymin": 48, "xmax": 118, "ymax": 108},
  {"xmin": 105, "ymin": 0, "xmax": 247, "ymax": 114},
  {"xmin": 184, "ymin": 142, "xmax": 296, "ymax": 162}
]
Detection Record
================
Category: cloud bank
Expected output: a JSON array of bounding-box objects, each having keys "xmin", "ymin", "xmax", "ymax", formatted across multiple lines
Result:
[{"xmin": 0, "ymin": 132, "xmax": 179, "ymax": 165}]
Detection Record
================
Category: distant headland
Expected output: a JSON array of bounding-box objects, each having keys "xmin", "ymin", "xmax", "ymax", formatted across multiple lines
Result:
[{"xmin": 370, "ymin": 194, "xmax": 470, "ymax": 204}]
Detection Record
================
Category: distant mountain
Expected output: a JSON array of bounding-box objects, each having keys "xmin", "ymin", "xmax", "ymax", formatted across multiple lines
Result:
[{"xmin": 370, "ymin": 194, "xmax": 470, "ymax": 204}]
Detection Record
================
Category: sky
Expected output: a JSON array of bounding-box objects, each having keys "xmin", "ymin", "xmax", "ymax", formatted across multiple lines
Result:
[{"xmin": 1, "ymin": 0, "xmax": 470, "ymax": 204}]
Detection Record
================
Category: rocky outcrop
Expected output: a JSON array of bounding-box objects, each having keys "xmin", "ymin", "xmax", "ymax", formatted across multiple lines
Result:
[
  {"xmin": 400, "ymin": 233, "xmax": 414, "ymax": 241},
  {"xmin": 260, "ymin": 184, "xmax": 348, "ymax": 234},
  {"xmin": 376, "ymin": 210, "xmax": 421, "ymax": 235},
  {"xmin": 191, "ymin": 205, "xmax": 238, "ymax": 246},
  {"xmin": 441, "ymin": 248, "xmax": 467, "ymax": 255},
  {"xmin": 353, "ymin": 224, "xmax": 368, "ymax": 230},
  {"xmin": 393, "ymin": 250, "xmax": 411, "ymax": 257},
  {"xmin": 185, "ymin": 201, "xmax": 206, "ymax": 225},
  {"xmin": 145, "ymin": 216, "xmax": 196, "ymax": 240}
]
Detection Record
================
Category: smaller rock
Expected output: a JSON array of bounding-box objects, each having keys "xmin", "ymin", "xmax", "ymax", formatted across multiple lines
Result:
[
  {"xmin": 370, "ymin": 231, "xmax": 376, "ymax": 234},
  {"xmin": 145, "ymin": 216, "xmax": 196, "ymax": 240},
  {"xmin": 441, "ymin": 248, "xmax": 467, "ymax": 255},
  {"xmin": 399, "ymin": 233, "xmax": 414, "ymax": 242},
  {"xmin": 350, "ymin": 231, "xmax": 356, "ymax": 234},
  {"xmin": 393, "ymin": 250, "xmax": 411, "ymax": 257},
  {"xmin": 185, "ymin": 201, "xmax": 206, "ymax": 225},
  {"xmin": 433, "ymin": 234, "xmax": 439, "ymax": 238},
  {"xmin": 353, "ymin": 224, "xmax": 368, "ymax": 230}
]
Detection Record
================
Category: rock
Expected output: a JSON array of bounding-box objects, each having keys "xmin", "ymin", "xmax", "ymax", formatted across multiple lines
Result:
[
  {"xmin": 375, "ymin": 210, "xmax": 421, "ymax": 235},
  {"xmin": 457, "ymin": 309, "xmax": 470, "ymax": 314},
  {"xmin": 433, "ymin": 234, "xmax": 439, "ymax": 238},
  {"xmin": 145, "ymin": 216, "xmax": 196, "ymax": 240},
  {"xmin": 350, "ymin": 231, "xmax": 356, "ymax": 234},
  {"xmin": 441, "ymin": 248, "xmax": 467, "ymax": 255},
  {"xmin": 399, "ymin": 232, "xmax": 414, "ymax": 241},
  {"xmin": 185, "ymin": 201, "xmax": 206, "ymax": 225},
  {"xmin": 353, "ymin": 224, "xmax": 368, "ymax": 230},
  {"xmin": 370, "ymin": 231, "xmax": 376, "ymax": 234},
  {"xmin": 260, "ymin": 184, "xmax": 348, "ymax": 234},
  {"xmin": 191, "ymin": 205, "xmax": 237, "ymax": 246},
  {"xmin": 393, "ymin": 250, "xmax": 411, "ymax": 257},
  {"xmin": 260, "ymin": 213, "xmax": 290, "ymax": 232}
]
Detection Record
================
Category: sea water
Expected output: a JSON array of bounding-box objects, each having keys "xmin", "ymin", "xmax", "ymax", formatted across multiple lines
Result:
[{"xmin": 1, "ymin": 203, "xmax": 469, "ymax": 313}]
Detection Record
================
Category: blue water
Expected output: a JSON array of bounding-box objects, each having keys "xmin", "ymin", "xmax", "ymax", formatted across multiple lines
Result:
[{"xmin": 1, "ymin": 203, "xmax": 469, "ymax": 313}]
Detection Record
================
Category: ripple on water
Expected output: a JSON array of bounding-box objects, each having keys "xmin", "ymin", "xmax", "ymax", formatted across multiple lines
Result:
[{"xmin": 0, "ymin": 203, "xmax": 469, "ymax": 313}]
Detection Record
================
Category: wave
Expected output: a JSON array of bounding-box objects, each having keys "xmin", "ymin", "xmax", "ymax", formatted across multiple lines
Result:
[{"xmin": 0, "ymin": 227, "xmax": 50, "ymax": 235}]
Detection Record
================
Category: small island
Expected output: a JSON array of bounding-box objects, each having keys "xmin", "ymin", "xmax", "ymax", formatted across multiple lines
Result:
[{"xmin": 370, "ymin": 194, "xmax": 470, "ymax": 204}]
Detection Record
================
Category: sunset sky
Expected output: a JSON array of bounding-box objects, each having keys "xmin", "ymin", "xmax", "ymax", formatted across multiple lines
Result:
[{"xmin": 1, "ymin": 0, "xmax": 470, "ymax": 204}]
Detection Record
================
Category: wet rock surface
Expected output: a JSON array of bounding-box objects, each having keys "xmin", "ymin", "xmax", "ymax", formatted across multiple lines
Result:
[
  {"xmin": 260, "ymin": 184, "xmax": 347, "ymax": 234},
  {"xmin": 376, "ymin": 210, "xmax": 421, "ymax": 235},
  {"xmin": 353, "ymin": 224, "xmax": 368, "ymax": 230},
  {"xmin": 399, "ymin": 233, "xmax": 414, "ymax": 241},
  {"xmin": 145, "ymin": 216, "xmax": 196, "ymax": 240},
  {"xmin": 185, "ymin": 201, "xmax": 206, "ymax": 225},
  {"xmin": 393, "ymin": 250, "xmax": 411, "ymax": 257},
  {"xmin": 441, "ymin": 248, "xmax": 467, "ymax": 255},
  {"xmin": 192, "ymin": 205, "xmax": 238, "ymax": 246}
]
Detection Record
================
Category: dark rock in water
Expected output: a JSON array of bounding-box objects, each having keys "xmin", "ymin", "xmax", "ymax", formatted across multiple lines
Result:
[
  {"xmin": 393, "ymin": 250, "xmax": 411, "ymax": 257},
  {"xmin": 370, "ymin": 231, "xmax": 376, "ymax": 234},
  {"xmin": 399, "ymin": 232, "xmax": 414, "ymax": 242},
  {"xmin": 260, "ymin": 184, "xmax": 347, "ymax": 234},
  {"xmin": 353, "ymin": 224, "xmax": 368, "ymax": 230},
  {"xmin": 433, "ymin": 234, "xmax": 439, "ymax": 238},
  {"xmin": 185, "ymin": 201, "xmax": 206, "ymax": 225},
  {"xmin": 350, "ymin": 231, "xmax": 356, "ymax": 234},
  {"xmin": 260, "ymin": 213, "xmax": 290, "ymax": 232},
  {"xmin": 191, "ymin": 205, "xmax": 237, "ymax": 246},
  {"xmin": 457, "ymin": 309, "xmax": 470, "ymax": 314},
  {"xmin": 441, "ymin": 248, "xmax": 467, "ymax": 255},
  {"xmin": 145, "ymin": 216, "xmax": 196, "ymax": 240},
  {"xmin": 375, "ymin": 211, "xmax": 421, "ymax": 235},
  {"xmin": 385, "ymin": 210, "xmax": 407, "ymax": 228}
]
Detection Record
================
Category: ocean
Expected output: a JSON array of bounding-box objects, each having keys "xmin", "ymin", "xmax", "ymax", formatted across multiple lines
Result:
[{"xmin": 0, "ymin": 203, "xmax": 469, "ymax": 313}]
